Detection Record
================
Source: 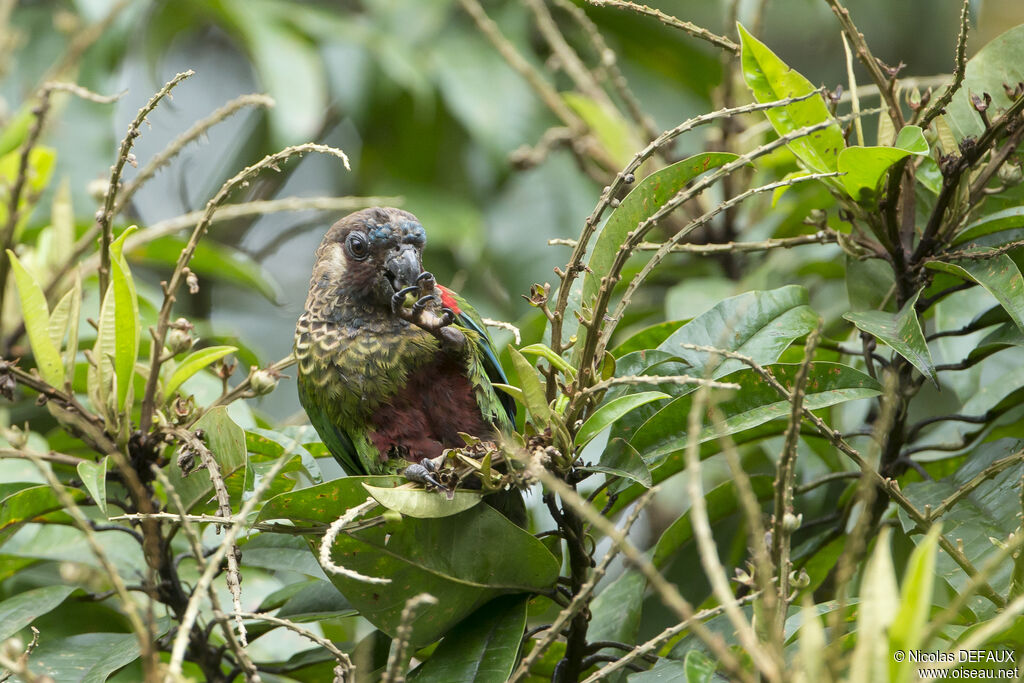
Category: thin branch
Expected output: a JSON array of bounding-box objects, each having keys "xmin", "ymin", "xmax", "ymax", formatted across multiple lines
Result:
[
  {"xmin": 154, "ymin": 466, "xmax": 259, "ymax": 681},
  {"xmin": 580, "ymin": 595, "xmax": 760, "ymax": 682},
  {"xmin": 319, "ymin": 498, "xmax": 391, "ymax": 585},
  {"xmin": 927, "ymin": 446, "xmax": 1024, "ymax": 521},
  {"xmin": 97, "ymin": 70, "xmax": 194, "ymax": 298},
  {"xmin": 236, "ymin": 612, "xmax": 352, "ymax": 682},
  {"xmin": 526, "ymin": 466, "xmax": 754, "ymax": 683},
  {"xmin": 510, "ymin": 491, "xmax": 654, "ymax": 682},
  {"xmin": 548, "ymin": 89, "xmax": 827, "ymax": 356},
  {"xmin": 577, "ymin": 374, "xmax": 740, "ymax": 397},
  {"xmin": 139, "ymin": 143, "xmax": 350, "ymax": 433},
  {"xmin": 675, "ymin": 343, "xmax": 1005, "ymax": 608},
  {"xmin": 115, "ymin": 93, "xmax": 275, "ymax": 214},
  {"xmin": 549, "ymin": 231, "xmax": 836, "ymax": 254},
  {"xmin": 918, "ymin": 0, "xmax": 970, "ymax": 129},
  {"xmin": 684, "ymin": 379, "xmax": 781, "ymax": 681},
  {"xmin": 794, "ymin": 470, "xmax": 860, "ymax": 495},
  {"xmin": 0, "ymin": 448, "xmax": 85, "ymax": 466},
  {"xmin": 165, "ymin": 451, "xmax": 295, "ymax": 681},
  {"xmin": 582, "ymin": 0, "xmax": 739, "ymax": 53},
  {"xmin": 823, "ymin": 0, "xmax": 903, "ymax": 128},
  {"xmin": 382, "ymin": 594, "xmax": 438, "ymax": 683}
]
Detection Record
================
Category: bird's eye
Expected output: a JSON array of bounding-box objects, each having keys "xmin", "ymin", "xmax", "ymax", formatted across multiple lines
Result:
[{"xmin": 346, "ymin": 232, "xmax": 369, "ymax": 261}]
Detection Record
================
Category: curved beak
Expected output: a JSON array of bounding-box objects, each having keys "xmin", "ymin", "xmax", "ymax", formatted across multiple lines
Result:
[{"xmin": 384, "ymin": 245, "xmax": 422, "ymax": 290}]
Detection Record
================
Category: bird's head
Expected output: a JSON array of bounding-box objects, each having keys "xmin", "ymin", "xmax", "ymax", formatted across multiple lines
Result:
[{"xmin": 308, "ymin": 207, "xmax": 427, "ymax": 312}]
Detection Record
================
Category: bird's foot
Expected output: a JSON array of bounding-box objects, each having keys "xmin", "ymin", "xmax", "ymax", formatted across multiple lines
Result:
[
  {"xmin": 402, "ymin": 459, "xmax": 455, "ymax": 499},
  {"xmin": 391, "ymin": 271, "xmax": 465, "ymax": 349}
]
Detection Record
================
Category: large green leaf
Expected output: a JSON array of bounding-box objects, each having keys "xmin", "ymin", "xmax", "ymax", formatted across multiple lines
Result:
[
  {"xmin": 926, "ymin": 257, "xmax": 1024, "ymax": 336},
  {"xmin": 409, "ymin": 595, "xmax": 528, "ymax": 683},
  {"xmin": 945, "ymin": 24, "xmax": 1024, "ymax": 141},
  {"xmin": 0, "ymin": 585, "xmax": 76, "ymax": 642},
  {"xmin": 260, "ymin": 476, "xmax": 559, "ymax": 647},
  {"xmin": 738, "ymin": 23, "xmax": 845, "ymax": 174},
  {"xmin": 579, "ymin": 437, "xmax": 652, "ymax": 488},
  {"xmin": 629, "ymin": 363, "xmax": 881, "ymax": 469},
  {"xmin": 836, "ymin": 125, "xmax": 928, "ymax": 199},
  {"xmin": 164, "ymin": 407, "xmax": 247, "ymax": 512},
  {"xmin": 899, "ymin": 438, "xmax": 1024, "ymax": 620},
  {"xmin": 844, "ymin": 288, "xmax": 936, "ymax": 386},
  {"xmin": 6, "ymin": 250, "xmax": 63, "ymax": 386},
  {"xmin": 657, "ymin": 285, "xmax": 819, "ymax": 380}
]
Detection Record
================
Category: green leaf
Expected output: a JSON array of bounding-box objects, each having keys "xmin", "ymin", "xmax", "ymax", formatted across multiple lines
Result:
[
  {"xmin": 835, "ymin": 126, "xmax": 928, "ymax": 199},
  {"xmin": 630, "ymin": 363, "xmax": 881, "ymax": 469},
  {"xmin": 899, "ymin": 439, "xmax": 1024, "ymax": 619},
  {"xmin": 163, "ymin": 345, "xmax": 238, "ymax": 401},
  {"xmin": 408, "ymin": 595, "xmax": 528, "ymax": 683},
  {"xmin": 0, "ymin": 484, "xmax": 84, "ymax": 545},
  {"xmin": 508, "ymin": 346, "xmax": 551, "ymax": 423},
  {"xmin": 889, "ymin": 525, "xmax": 940, "ymax": 683},
  {"xmin": 579, "ymin": 152, "xmax": 738, "ymax": 330},
  {"xmin": 945, "ymin": 23, "xmax": 1024, "ymax": 141},
  {"xmin": 579, "ymin": 437, "xmax": 652, "ymax": 487},
  {"xmin": 563, "ymin": 93, "xmax": 639, "ymax": 168},
  {"xmin": 926, "ymin": 257, "xmax": 1024, "ymax": 336},
  {"xmin": 518, "ymin": 342, "xmax": 575, "ymax": 377},
  {"xmin": 261, "ymin": 477, "xmax": 559, "ymax": 647},
  {"xmin": 953, "ymin": 207, "xmax": 1024, "ymax": 246},
  {"xmin": 588, "ymin": 570, "xmax": 645, "ymax": 654},
  {"xmin": 610, "ymin": 320, "xmax": 686, "ymax": 357},
  {"xmin": 0, "ymin": 585, "xmax": 76, "ymax": 642},
  {"xmin": 738, "ymin": 23, "xmax": 845, "ymax": 174},
  {"xmin": 652, "ymin": 475, "xmax": 774, "ymax": 569},
  {"xmin": 657, "ymin": 285, "xmax": 819, "ymax": 380},
  {"xmin": 846, "ymin": 255, "xmax": 896, "ymax": 312},
  {"xmin": 844, "ymin": 288, "xmax": 936, "ymax": 386},
  {"xmin": 77, "ymin": 457, "xmax": 109, "ymax": 518},
  {"xmin": 6, "ymin": 250, "xmax": 63, "ymax": 386},
  {"xmin": 26, "ymin": 628, "xmax": 169, "ymax": 683},
  {"xmin": 89, "ymin": 287, "xmax": 117, "ymax": 420},
  {"xmin": 575, "ymin": 391, "xmax": 670, "ymax": 447},
  {"xmin": 362, "ymin": 483, "xmax": 483, "ymax": 519},
  {"xmin": 849, "ymin": 529, "xmax": 898, "ymax": 683},
  {"xmin": 164, "ymin": 407, "xmax": 247, "ymax": 512},
  {"xmin": 109, "ymin": 227, "xmax": 140, "ymax": 411},
  {"xmin": 129, "ymin": 235, "xmax": 283, "ymax": 303}
]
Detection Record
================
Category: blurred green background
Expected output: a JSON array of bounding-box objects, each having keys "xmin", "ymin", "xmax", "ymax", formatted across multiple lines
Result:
[{"xmin": 4, "ymin": 0, "xmax": 1023, "ymax": 423}]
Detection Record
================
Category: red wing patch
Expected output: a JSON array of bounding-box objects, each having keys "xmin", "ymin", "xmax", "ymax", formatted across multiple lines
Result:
[{"xmin": 437, "ymin": 285, "xmax": 462, "ymax": 314}]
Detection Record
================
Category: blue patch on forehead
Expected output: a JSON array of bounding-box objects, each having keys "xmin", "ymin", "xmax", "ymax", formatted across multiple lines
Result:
[
  {"xmin": 366, "ymin": 223, "xmax": 394, "ymax": 245},
  {"xmin": 398, "ymin": 219, "xmax": 426, "ymax": 245}
]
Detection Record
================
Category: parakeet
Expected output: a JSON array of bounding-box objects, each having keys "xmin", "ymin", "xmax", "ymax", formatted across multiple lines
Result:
[{"xmin": 294, "ymin": 207, "xmax": 516, "ymax": 490}]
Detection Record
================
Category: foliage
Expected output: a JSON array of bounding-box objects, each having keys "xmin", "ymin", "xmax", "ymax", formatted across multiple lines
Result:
[{"xmin": 2, "ymin": 1, "xmax": 1024, "ymax": 682}]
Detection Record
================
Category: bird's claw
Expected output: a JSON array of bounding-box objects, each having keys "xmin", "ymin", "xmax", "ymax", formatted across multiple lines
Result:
[
  {"xmin": 392, "ymin": 272, "xmax": 464, "ymax": 348},
  {"xmin": 391, "ymin": 285, "xmax": 421, "ymax": 314}
]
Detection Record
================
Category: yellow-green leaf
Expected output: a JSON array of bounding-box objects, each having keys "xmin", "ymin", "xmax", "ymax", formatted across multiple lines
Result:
[
  {"xmin": 109, "ymin": 227, "xmax": 140, "ymax": 411},
  {"xmin": 163, "ymin": 345, "xmax": 238, "ymax": 401},
  {"xmin": 6, "ymin": 250, "xmax": 63, "ymax": 386}
]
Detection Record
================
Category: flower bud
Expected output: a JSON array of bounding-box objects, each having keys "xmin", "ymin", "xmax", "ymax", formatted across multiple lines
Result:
[
  {"xmin": 998, "ymin": 163, "xmax": 1023, "ymax": 186},
  {"xmin": 166, "ymin": 318, "xmax": 194, "ymax": 356},
  {"xmin": 250, "ymin": 367, "xmax": 281, "ymax": 396}
]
